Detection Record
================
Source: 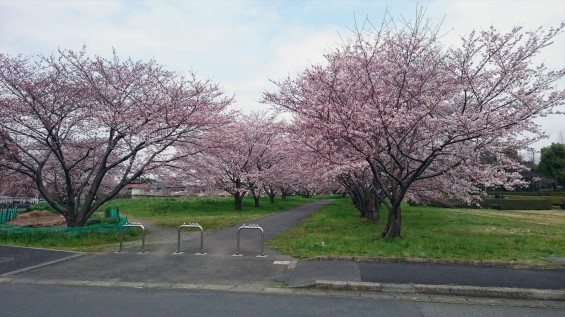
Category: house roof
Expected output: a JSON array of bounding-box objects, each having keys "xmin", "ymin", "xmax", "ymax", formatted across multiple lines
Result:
[{"xmin": 125, "ymin": 183, "xmax": 152, "ymax": 189}]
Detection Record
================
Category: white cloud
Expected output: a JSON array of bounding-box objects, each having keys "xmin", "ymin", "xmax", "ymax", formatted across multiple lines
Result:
[{"xmin": 1, "ymin": 0, "xmax": 563, "ymax": 151}]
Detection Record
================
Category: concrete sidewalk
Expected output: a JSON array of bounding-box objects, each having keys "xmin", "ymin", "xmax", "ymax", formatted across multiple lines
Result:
[{"xmin": 1, "ymin": 200, "xmax": 564, "ymax": 302}]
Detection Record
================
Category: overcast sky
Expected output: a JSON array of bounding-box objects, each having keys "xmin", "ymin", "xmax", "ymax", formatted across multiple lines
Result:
[{"xmin": 1, "ymin": 0, "xmax": 563, "ymax": 155}]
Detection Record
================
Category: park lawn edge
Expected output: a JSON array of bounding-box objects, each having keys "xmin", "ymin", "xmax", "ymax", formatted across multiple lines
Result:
[
  {"xmin": 266, "ymin": 198, "xmax": 565, "ymax": 269},
  {"xmin": 301, "ymin": 255, "xmax": 565, "ymax": 270},
  {"xmin": 0, "ymin": 196, "xmax": 318, "ymax": 252}
]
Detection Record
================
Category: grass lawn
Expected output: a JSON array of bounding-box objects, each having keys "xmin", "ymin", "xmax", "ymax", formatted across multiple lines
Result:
[
  {"xmin": 267, "ymin": 197, "xmax": 565, "ymax": 267},
  {"xmin": 0, "ymin": 196, "xmax": 315, "ymax": 252},
  {"xmin": 102, "ymin": 195, "xmax": 314, "ymax": 230},
  {"xmin": 0, "ymin": 229, "xmax": 139, "ymax": 252}
]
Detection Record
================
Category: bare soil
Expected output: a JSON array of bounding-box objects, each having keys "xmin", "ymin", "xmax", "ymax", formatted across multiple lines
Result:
[{"xmin": 6, "ymin": 210, "xmax": 66, "ymax": 227}]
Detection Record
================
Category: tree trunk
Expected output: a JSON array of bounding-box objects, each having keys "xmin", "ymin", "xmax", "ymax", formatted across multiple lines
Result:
[
  {"xmin": 249, "ymin": 186, "xmax": 261, "ymax": 208},
  {"xmin": 262, "ymin": 185, "xmax": 276, "ymax": 204},
  {"xmin": 65, "ymin": 211, "xmax": 78, "ymax": 227},
  {"xmin": 234, "ymin": 192, "xmax": 245, "ymax": 211},
  {"xmin": 382, "ymin": 200, "xmax": 402, "ymax": 238},
  {"xmin": 72, "ymin": 216, "xmax": 86, "ymax": 227},
  {"xmin": 364, "ymin": 194, "xmax": 377, "ymax": 221},
  {"xmin": 372, "ymin": 198, "xmax": 380, "ymax": 222},
  {"xmin": 74, "ymin": 207, "xmax": 97, "ymax": 227}
]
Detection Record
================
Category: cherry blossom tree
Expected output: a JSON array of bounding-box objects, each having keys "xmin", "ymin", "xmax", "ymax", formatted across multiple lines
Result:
[
  {"xmin": 283, "ymin": 134, "xmax": 342, "ymax": 198},
  {"xmin": 265, "ymin": 12, "xmax": 564, "ymax": 238},
  {"xmin": 336, "ymin": 165, "xmax": 380, "ymax": 220},
  {"xmin": 0, "ymin": 168, "xmax": 39, "ymax": 199},
  {"xmin": 0, "ymin": 48, "xmax": 232, "ymax": 226},
  {"xmin": 200, "ymin": 112, "xmax": 287, "ymax": 210},
  {"xmin": 258, "ymin": 136, "xmax": 294, "ymax": 203}
]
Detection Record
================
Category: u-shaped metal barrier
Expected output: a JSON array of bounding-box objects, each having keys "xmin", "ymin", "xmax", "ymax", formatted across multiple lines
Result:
[
  {"xmin": 116, "ymin": 222, "xmax": 269, "ymax": 257},
  {"xmin": 175, "ymin": 223, "xmax": 206, "ymax": 255},
  {"xmin": 119, "ymin": 222, "xmax": 146, "ymax": 253},
  {"xmin": 234, "ymin": 224, "xmax": 266, "ymax": 257}
]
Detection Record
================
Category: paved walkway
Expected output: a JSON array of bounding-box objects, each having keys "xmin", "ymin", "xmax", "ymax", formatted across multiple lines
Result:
[{"xmin": 1, "ymin": 200, "xmax": 564, "ymax": 303}]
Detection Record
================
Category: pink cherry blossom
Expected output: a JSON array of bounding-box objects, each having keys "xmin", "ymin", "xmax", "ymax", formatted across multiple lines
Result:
[
  {"xmin": 264, "ymin": 13, "xmax": 565, "ymax": 238},
  {"xmin": 0, "ymin": 48, "xmax": 232, "ymax": 226}
]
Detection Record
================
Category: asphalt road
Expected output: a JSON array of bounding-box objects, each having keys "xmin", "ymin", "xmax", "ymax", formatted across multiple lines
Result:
[
  {"xmin": 1, "ymin": 199, "xmax": 564, "ymax": 312},
  {"xmin": 0, "ymin": 283, "xmax": 562, "ymax": 317},
  {"xmin": 0, "ymin": 245, "xmax": 80, "ymax": 275},
  {"xmin": 358, "ymin": 261, "xmax": 565, "ymax": 289}
]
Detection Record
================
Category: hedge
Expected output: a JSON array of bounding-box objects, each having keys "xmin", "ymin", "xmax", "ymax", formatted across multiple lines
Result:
[
  {"xmin": 482, "ymin": 198, "xmax": 554, "ymax": 210},
  {"xmin": 487, "ymin": 195, "xmax": 565, "ymax": 206},
  {"xmin": 488, "ymin": 191, "xmax": 565, "ymax": 197}
]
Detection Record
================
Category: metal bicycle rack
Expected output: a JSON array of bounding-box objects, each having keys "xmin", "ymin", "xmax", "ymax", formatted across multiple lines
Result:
[
  {"xmin": 119, "ymin": 222, "xmax": 146, "ymax": 253},
  {"xmin": 234, "ymin": 224, "xmax": 266, "ymax": 257},
  {"xmin": 175, "ymin": 223, "xmax": 206, "ymax": 255}
]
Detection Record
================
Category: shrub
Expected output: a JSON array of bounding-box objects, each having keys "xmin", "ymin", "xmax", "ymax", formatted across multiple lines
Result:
[
  {"xmin": 487, "ymin": 193, "xmax": 565, "ymax": 206},
  {"xmin": 26, "ymin": 203, "xmax": 56, "ymax": 213},
  {"xmin": 488, "ymin": 191, "xmax": 565, "ymax": 197},
  {"xmin": 85, "ymin": 218, "xmax": 102, "ymax": 226},
  {"xmin": 482, "ymin": 199, "xmax": 553, "ymax": 210},
  {"xmin": 101, "ymin": 217, "xmax": 119, "ymax": 224}
]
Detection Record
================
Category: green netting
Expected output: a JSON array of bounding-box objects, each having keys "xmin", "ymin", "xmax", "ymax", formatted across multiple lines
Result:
[
  {"xmin": 0, "ymin": 207, "xmax": 128, "ymax": 236},
  {"xmin": 0, "ymin": 208, "xmax": 18, "ymax": 225},
  {"xmin": 106, "ymin": 208, "xmax": 121, "ymax": 220}
]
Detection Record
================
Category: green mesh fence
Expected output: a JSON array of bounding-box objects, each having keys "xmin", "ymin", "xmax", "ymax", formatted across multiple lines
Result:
[
  {"xmin": 106, "ymin": 208, "xmax": 121, "ymax": 220},
  {"xmin": 0, "ymin": 207, "xmax": 128, "ymax": 236},
  {"xmin": 0, "ymin": 208, "xmax": 18, "ymax": 225}
]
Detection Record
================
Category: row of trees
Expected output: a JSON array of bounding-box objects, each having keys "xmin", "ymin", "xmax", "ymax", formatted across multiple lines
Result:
[
  {"xmin": 264, "ymin": 13, "xmax": 565, "ymax": 238},
  {"xmin": 2, "ymin": 13, "xmax": 564, "ymax": 237},
  {"xmin": 0, "ymin": 48, "xmax": 335, "ymax": 223},
  {"xmin": 181, "ymin": 112, "xmax": 335, "ymax": 211},
  {"xmin": 538, "ymin": 142, "xmax": 565, "ymax": 191}
]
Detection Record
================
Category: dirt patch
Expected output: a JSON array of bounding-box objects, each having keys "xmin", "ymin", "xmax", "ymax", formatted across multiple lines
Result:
[{"xmin": 6, "ymin": 210, "xmax": 66, "ymax": 227}]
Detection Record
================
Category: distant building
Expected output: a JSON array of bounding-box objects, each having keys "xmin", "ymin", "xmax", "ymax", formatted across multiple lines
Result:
[
  {"xmin": 0, "ymin": 195, "xmax": 41, "ymax": 208},
  {"xmin": 122, "ymin": 182, "xmax": 191, "ymax": 198},
  {"xmin": 124, "ymin": 183, "xmax": 153, "ymax": 198},
  {"xmin": 121, "ymin": 181, "xmax": 231, "ymax": 198}
]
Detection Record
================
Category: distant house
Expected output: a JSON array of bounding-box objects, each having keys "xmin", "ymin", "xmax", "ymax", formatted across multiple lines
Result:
[
  {"xmin": 0, "ymin": 195, "xmax": 12, "ymax": 205},
  {"xmin": 153, "ymin": 182, "xmax": 187, "ymax": 196},
  {"xmin": 123, "ymin": 182, "xmax": 193, "ymax": 198},
  {"xmin": 121, "ymin": 179, "xmax": 241, "ymax": 198},
  {"xmin": 0, "ymin": 195, "xmax": 41, "ymax": 208},
  {"xmin": 124, "ymin": 183, "xmax": 153, "ymax": 198}
]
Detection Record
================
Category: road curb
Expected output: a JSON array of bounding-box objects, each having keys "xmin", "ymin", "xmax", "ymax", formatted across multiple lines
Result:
[
  {"xmin": 306, "ymin": 256, "xmax": 565, "ymax": 269},
  {"xmin": 2, "ymin": 277, "xmax": 564, "ymax": 309},
  {"xmin": 308, "ymin": 280, "xmax": 565, "ymax": 301}
]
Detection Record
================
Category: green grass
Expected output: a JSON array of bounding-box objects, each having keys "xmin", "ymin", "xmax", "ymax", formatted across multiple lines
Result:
[
  {"xmin": 25, "ymin": 203, "xmax": 56, "ymax": 213},
  {"xmin": 6, "ymin": 195, "xmax": 563, "ymax": 265},
  {"xmin": 101, "ymin": 195, "xmax": 314, "ymax": 230},
  {"xmin": 0, "ymin": 229, "xmax": 139, "ymax": 252},
  {"xmin": 0, "ymin": 196, "xmax": 316, "ymax": 252},
  {"xmin": 0, "ymin": 207, "xmax": 136, "ymax": 252},
  {"xmin": 267, "ymin": 197, "xmax": 565, "ymax": 266}
]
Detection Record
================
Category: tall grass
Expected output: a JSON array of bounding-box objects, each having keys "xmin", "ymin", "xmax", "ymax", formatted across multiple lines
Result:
[{"xmin": 267, "ymin": 197, "xmax": 565, "ymax": 266}]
